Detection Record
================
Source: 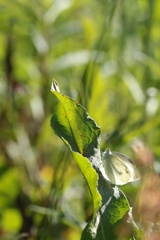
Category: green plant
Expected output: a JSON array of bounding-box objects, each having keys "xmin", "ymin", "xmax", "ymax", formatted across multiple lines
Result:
[{"xmin": 50, "ymin": 80, "xmax": 144, "ymax": 240}]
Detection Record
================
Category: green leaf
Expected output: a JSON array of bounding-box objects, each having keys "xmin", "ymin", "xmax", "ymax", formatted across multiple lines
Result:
[
  {"xmin": 50, "ymin": 91, "xmax": 101, "ymax": 158},
  {"xmin": 81, "ymin": 175, "xmax": 130, "ymax": 240},
  {"xmin": 64, "ymin": 140, "xmax": 102, "ymax": 218}
]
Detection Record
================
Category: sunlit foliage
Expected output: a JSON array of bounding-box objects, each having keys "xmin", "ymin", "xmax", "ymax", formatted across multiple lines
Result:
[{"xmin": 0, "ymin": 0, "xmax": 160, "ymax": 239}]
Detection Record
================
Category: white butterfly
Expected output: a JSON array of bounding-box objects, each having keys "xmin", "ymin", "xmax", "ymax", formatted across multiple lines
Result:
[{"xmin": 101, "ymin": 148, "xmax": 141, "ymax": 185}]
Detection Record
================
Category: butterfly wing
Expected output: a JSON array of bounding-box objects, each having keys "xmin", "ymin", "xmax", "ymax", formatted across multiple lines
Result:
[
  {"xmin": 102, "ymin": 149, "xmax": 140, "ymax": 185},
  {"xmin": 112, "ymin": 151, "xmax": 141, "ymax": 181}
]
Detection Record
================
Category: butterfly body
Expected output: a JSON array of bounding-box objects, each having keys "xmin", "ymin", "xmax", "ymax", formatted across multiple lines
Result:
[{"xmin": 102, "ymin": 148, "xmax": 141, "ymax": 185}]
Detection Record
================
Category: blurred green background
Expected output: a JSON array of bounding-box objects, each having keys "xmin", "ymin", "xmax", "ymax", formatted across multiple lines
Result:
[{"xmin": 0, "ymin": 0, "xmax": 160, "ymax": 239}]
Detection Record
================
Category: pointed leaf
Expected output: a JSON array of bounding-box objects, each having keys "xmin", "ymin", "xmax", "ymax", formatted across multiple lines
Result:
[
  {"xmin": 50, "ymin": 90, "xmax": 101, "ymax": 158},
  {"xmin": 64, "ymin": 140, "xmax": 102, "ymax": 217}
]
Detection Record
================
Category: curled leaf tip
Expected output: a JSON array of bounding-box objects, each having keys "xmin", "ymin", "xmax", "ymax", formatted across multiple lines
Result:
[{"xmin": 51, "ymin": 79, "xmax": 60, "ymax": 92}]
